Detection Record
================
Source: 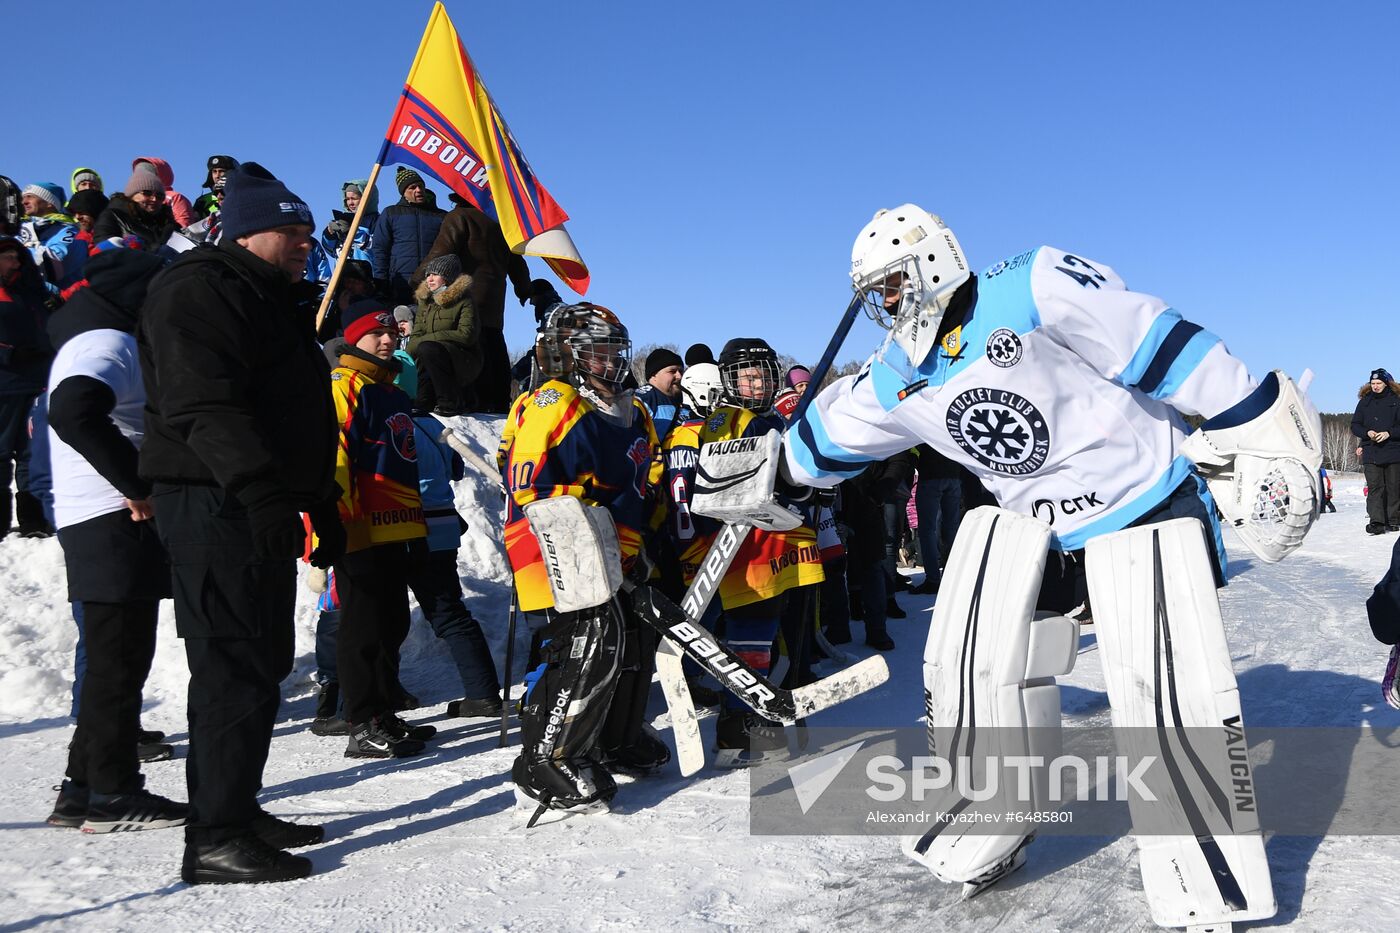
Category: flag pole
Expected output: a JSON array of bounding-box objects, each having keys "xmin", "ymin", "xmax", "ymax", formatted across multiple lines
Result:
[{"xmin": 313, "ymin": 3, "xmax": 444, "ymax": 334}]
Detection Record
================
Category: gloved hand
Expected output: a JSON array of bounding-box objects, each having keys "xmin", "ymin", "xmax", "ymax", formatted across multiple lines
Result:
[
  {"xmin": 305, "ymin": 495, "xmax": 347, "ymax": 569},
  {"xmin": 324, "ymin": 218, "xmax": 351, "ymax": 242},
  {"xmin": 526, "ymin": 278, "xmax": 563, "ymax": 321},
  {"xmin": 235, "ymin": 479, "xmax": 306, "ymax": 561}
]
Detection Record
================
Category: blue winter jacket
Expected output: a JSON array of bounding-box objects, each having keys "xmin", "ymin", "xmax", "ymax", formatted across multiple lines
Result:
[
  {"xmin": 322, "ymin": 178, "xmax": 380, "ymax": 264},
  {"xmin": 637, "ymin": 384, "xmax": 682, "ymax": 441},
  {"xmin": 21, "ymin": 215, "xmax": 85, "ymax": 288},
  {"xmin": 371, "ymin": 197, "xmax": 446, "ymax": 294},
  {"xmin": 412, "ymin": 413, "xmax": 466, "ymax": 551}
]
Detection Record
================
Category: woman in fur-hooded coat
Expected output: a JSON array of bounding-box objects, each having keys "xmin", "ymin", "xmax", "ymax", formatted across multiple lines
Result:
[{"xmin": 407, "ymin": 257, "xmax": 480, "ymax": 415}]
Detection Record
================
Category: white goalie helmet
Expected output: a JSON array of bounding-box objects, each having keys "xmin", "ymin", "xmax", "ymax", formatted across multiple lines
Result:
[
  {"xmin": 681, "ymin": 362, "xmax": 723, "ymax": 417},
  {"xmin": 851, "ymin": 204, "xmax": 970, "ymax": 366}
]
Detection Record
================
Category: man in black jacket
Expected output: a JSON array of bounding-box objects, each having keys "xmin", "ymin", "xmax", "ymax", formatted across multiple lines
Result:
[
  {"xmin": 1353, "ymin": 367, "xmax": 1400, "ymax": 534},
  {"xmin": 139, "ymin": 163, "xmax": 346, "ymax": 885}
]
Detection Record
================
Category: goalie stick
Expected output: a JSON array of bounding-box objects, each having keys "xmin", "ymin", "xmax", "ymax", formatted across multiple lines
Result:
[{"xmin": 628, "ymin": 582, "xmax": 888, "ymax": 725}]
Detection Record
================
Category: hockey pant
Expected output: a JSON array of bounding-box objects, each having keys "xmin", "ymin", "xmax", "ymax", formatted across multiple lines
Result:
[{"xmin": 516, "ymin": 600, "xmax": 624, "ymax": 807}]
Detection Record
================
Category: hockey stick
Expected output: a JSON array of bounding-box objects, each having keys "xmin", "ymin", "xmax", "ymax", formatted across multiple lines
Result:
[
  {"xmin": 441, "ymin": 428, "xmax": 506, "ymax": 492},
  {"xmin": 653, "ymin": 637, "xmax": 703, "ymax": 775},
  {"xmin": 629, "ymin": 582, "xmax": 888, "ymax": 725},
  {"xmin": 499, "ymin": 587, "xmax": 517, "ymax": 747}
]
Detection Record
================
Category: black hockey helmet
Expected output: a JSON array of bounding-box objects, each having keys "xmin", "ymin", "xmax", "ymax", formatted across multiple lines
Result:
[{"xmin": 718, "ymin": 337, "xmax": 780, "ymax": 411}]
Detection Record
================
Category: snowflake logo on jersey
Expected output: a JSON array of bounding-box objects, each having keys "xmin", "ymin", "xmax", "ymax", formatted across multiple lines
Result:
[
  {"xmin": 534, "ymin": 388, "xmax": 562, "ymax": 408},
  {"xmin": 384, "ymin": 411, "xmax": 418, "ymax": 462},
  {"xmin": 945, "ymin": 389, "xmax": 1050, "ymax": 475},
  {"xmin": 985, "ymin": 328, "xmax": 1023, "ymax": 368}
]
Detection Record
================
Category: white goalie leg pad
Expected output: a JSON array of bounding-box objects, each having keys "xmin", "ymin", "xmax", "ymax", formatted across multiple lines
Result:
[
  {"xmin": 691, "ymin": 432, "xmax": 803, "ymax": 531},
  {"xmin": 1180, "ymin": 369, "xmax": 1322, "ymax": 563},
  {"xmin": 1086, "ymin": 518, "xmax": 1275, "ymax": 929},
  {"xmin": 903, "ymin": 507, "xmax": 1077, "ymax": 885},
  {"xmin": 522, "ymin": 496, "xmax": 624, "ymax": 613}
]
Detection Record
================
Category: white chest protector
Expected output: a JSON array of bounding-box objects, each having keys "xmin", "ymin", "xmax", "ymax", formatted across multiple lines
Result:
[{"xmin": 786, "ymin": 246, "xmax": 1256, "ymax": 551}]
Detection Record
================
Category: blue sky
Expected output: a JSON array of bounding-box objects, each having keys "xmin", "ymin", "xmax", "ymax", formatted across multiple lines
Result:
[{"xmin": 9, "ymin": 1, "xmax": 1396, "ymax": 412}]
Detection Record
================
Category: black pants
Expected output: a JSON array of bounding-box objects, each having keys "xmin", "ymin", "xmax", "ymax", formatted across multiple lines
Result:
[
  {"xmin": 152, "ymin": 483, "xmax": 295, "ymax": 846},
  {"xmin": 598, "ymin": 602, "xmax": 657, "ymax": 753},
  {"xmin": 65, "ymin": 600, "xmax": 159, "ymax": 794},
  {"xmin": 477, "ymin": 327, "xmax": 510, "ymax": 414},
  {"xmin": 1365, "ymin": 462, "xmax": 1400, "ymax": 526},
  {"xmin": 336, "ymin": 542, "xmax": 413, "ymax": 725},
  {"xmin": 1036, "ymin": 476, "xmax": 1225, "ymax": 614},
  {"xmin": 0, "ymin": 391, "xmax": 39, "ymax": 535},
  {"xmin": 413, "ymin": 341, "xmax": 471, "ymax": 414},
  {"xmin": 405, "ymin": 541, "xmax": 500, "ymax": 699}
]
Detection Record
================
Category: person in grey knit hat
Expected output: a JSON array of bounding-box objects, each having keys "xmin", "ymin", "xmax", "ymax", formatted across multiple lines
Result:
[
  {"xmin": 124, "ymin": 166, "xmax": 165, "ymax": 199},
  {"xmin": 91, "ymin": 168, "xmax": 178, "ymax": 251},
  {"xmin": 422, "ymin": 253, "xmax": 461, "ymax": 282},
  {"xmin": 408, "ymin": 245, "xmax": 476, "ymax": 415}
]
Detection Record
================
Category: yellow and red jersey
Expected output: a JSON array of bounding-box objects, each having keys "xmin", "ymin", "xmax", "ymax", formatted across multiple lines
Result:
[
  {"xmin": 663, "ymin": 405, "xmax": 823, "ymax": 610},
  {"xmin": 501, "ymin": 379, "xmax": 661, "ymax": 611},
  {"xmin": 330, "ymin": 354, "xmax": 427, "ymax": 554}
]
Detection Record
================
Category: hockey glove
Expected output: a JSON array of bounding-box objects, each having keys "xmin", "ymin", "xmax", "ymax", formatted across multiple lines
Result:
[
  {"xmin": 1179, "ymin": 370, "xmax": 1322, "ymax": 563},
  {"xmin": 305, "ymin": 495, "xmax": 348, "ymax": 569},
  {"xmin": 235, "ymin": 479, "xmax": 307, "ymax": 561}
]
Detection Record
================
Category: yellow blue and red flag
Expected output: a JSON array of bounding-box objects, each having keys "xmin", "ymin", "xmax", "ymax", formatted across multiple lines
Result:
[{"xmin": 380, "ymin": 2, "xmax": 589, "ymax": 294}]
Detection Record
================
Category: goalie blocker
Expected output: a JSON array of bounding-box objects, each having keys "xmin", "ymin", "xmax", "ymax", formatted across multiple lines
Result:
[{"xmin": 691, "ymin": 431, "xmax": 805, "ymax": 532}]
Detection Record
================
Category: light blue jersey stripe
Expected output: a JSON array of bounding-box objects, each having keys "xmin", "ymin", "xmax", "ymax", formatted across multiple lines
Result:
[
  {"xmin": 789, "ymin": 406, "xmax": 870, "ymax": 481},
  {"xmin": 1052, "ymin": 456, "xmax": 1194, "ymax": 551}
]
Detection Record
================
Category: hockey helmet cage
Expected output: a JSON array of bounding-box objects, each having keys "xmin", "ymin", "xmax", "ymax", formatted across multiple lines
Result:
[
  {"xmin": 718, "ymin": 337, "xmax": 781, "ymax": 412},
  {"xmin": 535, "ymin": 302, "xmax": 633, "ymax": 393}
]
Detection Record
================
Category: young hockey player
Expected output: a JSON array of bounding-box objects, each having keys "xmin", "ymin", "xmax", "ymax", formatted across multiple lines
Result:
[
  {"xmin": 664, "ymin": 338, "xmax": 824, "ymax": 766},
  {"xmin": 329, "ymin": 299, "xmax": 438, "ymax": 759},
  {"xmin": 500, "ymin": 303, "xmax": 668, "ymax": 818},
  {"xmin": 771, "ymin": 205, "xmax": 1320, "ymax": 928}
]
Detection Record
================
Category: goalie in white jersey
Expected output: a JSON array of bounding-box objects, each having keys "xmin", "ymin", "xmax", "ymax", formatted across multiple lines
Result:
[{"xmin": 780, "ymin": 206, "xmax": 1322, "ymax": 930}]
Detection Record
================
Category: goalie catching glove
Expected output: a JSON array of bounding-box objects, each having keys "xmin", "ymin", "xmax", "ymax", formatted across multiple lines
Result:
[{"xmin": 1179, "ymin": 370, "xmax": 1322, "ymax": 563}]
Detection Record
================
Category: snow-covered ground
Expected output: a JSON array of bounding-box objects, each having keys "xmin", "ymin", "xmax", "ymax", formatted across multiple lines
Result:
[{"xmin": 0, "ymin": 430, "xmax": 1395, "ymax": 931}]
